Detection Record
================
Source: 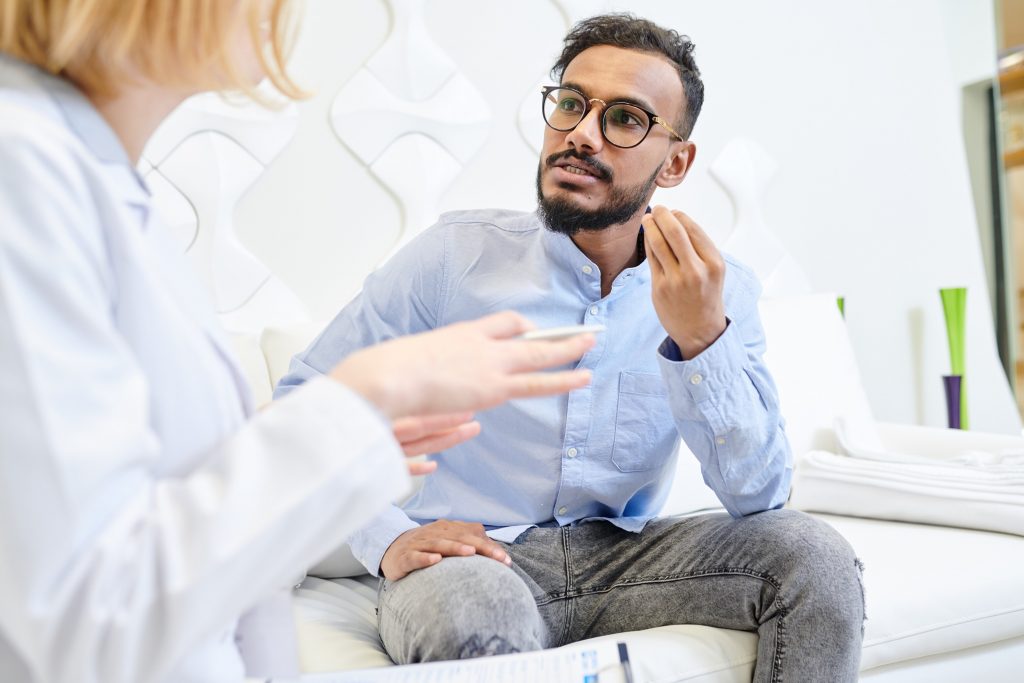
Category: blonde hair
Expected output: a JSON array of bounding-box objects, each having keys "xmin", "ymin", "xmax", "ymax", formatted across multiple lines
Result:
[{"xmin": 0, "ymin": 0, "xmax": 304, "ymax": 99}]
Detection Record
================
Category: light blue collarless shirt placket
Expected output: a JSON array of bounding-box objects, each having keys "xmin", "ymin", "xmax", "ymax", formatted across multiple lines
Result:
[{"xmin": 555, "ymin": 251, "xmax": 606, "ymax": 526}]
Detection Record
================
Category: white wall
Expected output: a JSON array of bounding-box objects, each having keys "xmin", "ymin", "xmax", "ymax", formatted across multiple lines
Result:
[{"xmin": 147, "ymin": 0, "xmax": 1022, "ymax": 434}]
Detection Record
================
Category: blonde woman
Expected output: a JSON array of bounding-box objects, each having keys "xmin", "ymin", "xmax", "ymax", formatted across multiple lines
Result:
[{"xmin": 0, "ymin": 2, "xmax": 595, "ymax": 681}]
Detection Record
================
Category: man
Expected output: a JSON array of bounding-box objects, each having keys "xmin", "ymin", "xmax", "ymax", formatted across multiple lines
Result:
[{"xmin": 277, "ymin": 13, "xmax": 864, "ymax": 681}]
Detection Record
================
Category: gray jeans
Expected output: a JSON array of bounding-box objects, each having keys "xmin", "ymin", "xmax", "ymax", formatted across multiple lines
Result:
[{"xmin": 377, "ymin": 509, "xmax": 864, "ymax": 682}]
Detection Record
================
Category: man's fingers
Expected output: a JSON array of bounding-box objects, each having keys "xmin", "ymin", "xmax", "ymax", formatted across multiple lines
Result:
[
  {"xmin": 641, "ymin": 224, "xmax": 664, "ymax": 280},
  {"xmin": 393, "ymin": 412, "xmax": 474, "ymax": 443},
  {"xmin": 419, "ymin": 538, "xmax": 478, "ymax": 557},
  {"xmin": 446, "ymin": 533, "xmax": 510, "ymax": 563},
  {"xmin": 400, "ymin": 422, "xmax": 481, "ymax": 456},
  {"xmin": 416, "ymin": 535, "xmax": 509, "ymax": 564},
  {"xmin": 651, "ymin": 205, "xmax": 701, "ymax": 268},
  {"xmin": 641, "ymin": 219, "xmax": 665, "ymax": 279},
  {"xmin": 403, "ymin": 551, "xmax": 442, "ymax": 576},
  {"xmin": 642, "ymin": 216, "xmax": 676, "ymax": 273},
  {"xmin": 671, "ymin": 209, "xmax": 720, "ymax": 265}
]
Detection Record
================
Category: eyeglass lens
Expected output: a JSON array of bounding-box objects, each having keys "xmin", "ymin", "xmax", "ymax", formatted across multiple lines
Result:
[{"xmin": 543, "ymin": 88, "xmax": 652, "ymax": 148}]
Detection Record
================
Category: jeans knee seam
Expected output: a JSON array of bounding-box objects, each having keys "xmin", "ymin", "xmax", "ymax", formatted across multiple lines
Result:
[{"xmin": 564, "ymin": 565, "xmax": 784, "ymax": 598}]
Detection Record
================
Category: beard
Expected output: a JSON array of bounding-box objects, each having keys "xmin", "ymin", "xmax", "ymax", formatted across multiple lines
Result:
[{"xmin": 537, "ymin": 150, "xmax": 661, "ymax": 237}]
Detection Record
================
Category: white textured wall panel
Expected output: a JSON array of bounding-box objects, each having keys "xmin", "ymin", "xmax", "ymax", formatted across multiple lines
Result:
[{"xmin": 142, "ymin": 0, "xmax": 1020, "ymax": 433}]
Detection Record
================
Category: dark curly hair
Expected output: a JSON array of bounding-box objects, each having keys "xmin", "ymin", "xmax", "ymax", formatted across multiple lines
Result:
[{"xmin": 551, "ymin": 13, "xmax": 704, "ymax": 138}]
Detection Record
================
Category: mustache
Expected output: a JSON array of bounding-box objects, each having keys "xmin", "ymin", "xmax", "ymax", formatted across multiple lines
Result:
[{"xmin": 544, "ymin": 149, "xmax": 612, "ymax": 182}]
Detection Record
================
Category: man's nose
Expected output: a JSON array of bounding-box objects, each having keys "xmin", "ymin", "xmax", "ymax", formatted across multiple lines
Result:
[{"xmin": 564, "ymin": 107, "xmax": 604, "ymax": 155}]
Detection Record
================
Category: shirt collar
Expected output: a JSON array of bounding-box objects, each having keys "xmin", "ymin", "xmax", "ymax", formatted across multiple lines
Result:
[{"xmin": 536, "ymin": 210, "xmax": 651, "ymax": 289}]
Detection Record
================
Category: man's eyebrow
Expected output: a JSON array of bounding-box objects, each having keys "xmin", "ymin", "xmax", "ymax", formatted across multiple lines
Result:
[{"xmin": 560, "ymin": 81, "xmax": 658, "ymax": 113}]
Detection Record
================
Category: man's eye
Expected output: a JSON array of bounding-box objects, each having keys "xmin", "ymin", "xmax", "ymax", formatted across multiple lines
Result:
[
  {"xmin": 608, "ymin": 108, "xmax": 643, "ymax": 127},
  {"xmin": 558, "ymin": 98, "xmax": 583, "ymax": 112}
]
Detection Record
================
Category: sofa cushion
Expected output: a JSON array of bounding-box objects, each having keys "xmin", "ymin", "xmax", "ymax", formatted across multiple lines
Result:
[
  {"xmin": 228, "ymin": 332, "xmax": 273, "ymax": 409},
  {"xmin": 825, "ymin": 514, "xmax": 1024, "ymax": 671},
  {"xmin": 260, "ymin": 321, "xmax": 328, "ymax": 390},
  {"xmin": 293, "ymin": 513, "xmax": 1024, "ymax": 678}
]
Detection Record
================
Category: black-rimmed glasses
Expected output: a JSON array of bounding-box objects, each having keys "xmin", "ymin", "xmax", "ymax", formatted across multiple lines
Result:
[{"xmin": 541, "ymin": 85, "xmax": 684, "ymax": 149}]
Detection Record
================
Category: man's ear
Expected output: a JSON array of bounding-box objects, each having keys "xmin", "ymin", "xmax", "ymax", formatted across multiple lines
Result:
[{"xmin": 656, "ymin": 141, "xmax": 696, "ymax": 189}]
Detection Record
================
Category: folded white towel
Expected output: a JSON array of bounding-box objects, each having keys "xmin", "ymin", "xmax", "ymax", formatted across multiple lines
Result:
[
  {"xmin": 790, "ymin": 450, "xmax": 1024, "ymax": 537},
  {"xmin": 834, "ymin": 416, "xmax": 1024, "ymax": 472}
]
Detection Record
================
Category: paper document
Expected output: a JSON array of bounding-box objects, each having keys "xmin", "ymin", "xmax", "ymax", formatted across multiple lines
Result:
[{"xmin": 290, "ymin": 641, "xmax": 632, "ymax": 683}]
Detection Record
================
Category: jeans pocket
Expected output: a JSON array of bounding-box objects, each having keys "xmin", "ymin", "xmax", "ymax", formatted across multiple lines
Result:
[{"xmin": 610, "ymin": 371, "xmax": 674, "ymax": 472}]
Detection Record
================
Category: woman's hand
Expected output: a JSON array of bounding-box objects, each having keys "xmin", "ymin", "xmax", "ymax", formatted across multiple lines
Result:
[
  {"xmin": 392, "ymin": 412, "xmax": 481, "ymax": 475},
  {"xmin": 330, "ymin": 311, "xmax": 595, "ymax": 419}
]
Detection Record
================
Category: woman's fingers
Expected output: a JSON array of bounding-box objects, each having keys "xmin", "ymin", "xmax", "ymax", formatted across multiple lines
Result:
[
  {"xmin": 332, "ymin": 312, "xmax": 595, "ymax": 419},
  {"xmin": 504, "ymin": 369, "xmax": 593, "ymax": 399},
  {"xmin": 471, "ymin": 310, "xmax": 535, "ymax": 339},
  {"xmin": 400, "ymin": 421, "xmax": 481, "ymax": 456},
  {"xmin": 406, "ymin": 459, "xmax": 438, "ymax": 476},
  {"xmin": 393, "ymin": 412, "xmax": 474, "ymax": 443},
  {"xmin": 505, "ymin": 333, "xmax": 596, "ymax": 373}
]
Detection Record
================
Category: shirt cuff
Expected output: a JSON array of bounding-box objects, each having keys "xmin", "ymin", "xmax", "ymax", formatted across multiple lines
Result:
[
  {"xmin": 347, "ymin": 504, "xmax": 420, "ymax": 577},
  {"xmin": 657, "ymin": 320, "xmax": 745, "ymax": 410}
]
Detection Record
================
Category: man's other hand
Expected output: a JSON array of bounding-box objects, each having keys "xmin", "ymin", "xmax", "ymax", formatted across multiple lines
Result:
[
  {"xmin": 642, "ymin": 205, "xmax": 727, "ymax": 359},
  {"xmin": 380, "ymin": 520, "xmax": 511, "ymax": 581}
]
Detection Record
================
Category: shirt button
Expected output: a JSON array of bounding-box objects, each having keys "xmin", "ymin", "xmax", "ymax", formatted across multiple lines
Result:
[
  {"xmin": 690, "ymin": 374, "xmax": 703, "ymax": 385},
  {"xmin": 567, "ymin": 447, "xmax": 578, "ymax": 458},
  {"xmin": 558, "ymin": 506, "xmax": 568, "ymax": 515},
  {"xmin": 582, "ymin": 265, "xmax": 593, "ymax": 275},
  {"xmin": 589, "ymin": 306, "xmax": 599, "ymax": 315},
  {"xmin": 716, "ymin": 437, "xmax": 726, "ymax": 445}
]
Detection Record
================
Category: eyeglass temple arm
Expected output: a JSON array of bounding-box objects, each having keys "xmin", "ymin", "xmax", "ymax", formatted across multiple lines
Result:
[{"xmin": 654, "ymin": 116, "xmax": 685, "ymax": 142}]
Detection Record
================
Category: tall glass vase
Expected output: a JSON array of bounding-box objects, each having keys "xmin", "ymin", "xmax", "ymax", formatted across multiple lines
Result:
[{"xmin": 939, "ymin": 287, "xmax": 967, "ymax": 429}]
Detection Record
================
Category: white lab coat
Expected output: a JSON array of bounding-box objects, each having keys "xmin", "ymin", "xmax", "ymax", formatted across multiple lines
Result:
[{"xmin": 0, "ymin": 55, "xmax": 410, "ymax": 682}]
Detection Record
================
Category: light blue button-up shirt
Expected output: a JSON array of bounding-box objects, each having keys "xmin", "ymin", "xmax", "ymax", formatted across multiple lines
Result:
[{"xmin": 276, "ymin": 209, "xmax": 792, "ymax": 575}]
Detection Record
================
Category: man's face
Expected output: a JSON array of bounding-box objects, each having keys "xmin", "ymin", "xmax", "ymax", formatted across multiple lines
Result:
[{"xmin": 537, "ymin": 45, "xmax": 687, "ymax": 235}]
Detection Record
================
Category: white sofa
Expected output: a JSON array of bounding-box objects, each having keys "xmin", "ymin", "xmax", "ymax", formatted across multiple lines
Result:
[{"xmin": 232, "ymin": 293, "xmax": 1024, "ymax": 681}]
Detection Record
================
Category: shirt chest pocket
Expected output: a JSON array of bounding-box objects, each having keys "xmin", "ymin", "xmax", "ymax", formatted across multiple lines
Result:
[{"xmin": 610, "ymin": 371, "xmax": 675, "ymax": 472}]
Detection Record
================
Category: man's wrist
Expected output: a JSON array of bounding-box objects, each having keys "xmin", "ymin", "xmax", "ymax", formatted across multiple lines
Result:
[{"xmin": 671, "ymin": 319, "xmax": 728, "ymax": 360}]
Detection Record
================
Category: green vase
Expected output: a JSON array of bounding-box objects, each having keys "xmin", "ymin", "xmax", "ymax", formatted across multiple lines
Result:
[{"xmin": 939, "ymin": 287, "xmax": 967, "ymax": 429}]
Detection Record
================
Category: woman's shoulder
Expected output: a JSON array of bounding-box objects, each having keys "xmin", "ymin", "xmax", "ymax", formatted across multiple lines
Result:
[
  {"xmin": 0, "ymin": 80, "xmax": 114, "ymax": 273},
  {"xmin": 0, "ymin": 92, "xmax": 98, "ymax": 197},
  {"xmin": 0, "ymin": 58, "xmax": 113, "ymax": 191}
]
